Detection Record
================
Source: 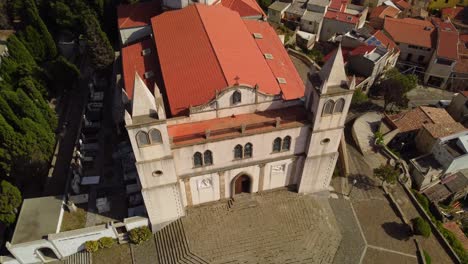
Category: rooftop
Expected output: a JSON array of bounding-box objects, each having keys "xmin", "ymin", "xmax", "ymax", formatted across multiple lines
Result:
[
  {"xmin": 11, "ymin": 196, "xmax": 63, "ymax": 244},
  {"xmin": 117, "ymin": 0, "xmax": 162, "ymax": 29},
  {"xmin": 443, "ymin": 138, "xmax": 466, "ymax": 158},
  {"xmin": 383, "ymin": 17, "xmax": 436, "ymax": 49},
  {"xmin": 366, "ymin": 30, "xmax": 400, "ymax": 54},
  {"xmin": 151, "ymin": 4, "xmax": 304, "ymax": 116},
  {"xmin": 391, "ymin": 0, "xmax": 410, "ymax": 10},
  {"xmin": 167, "ymin": 106, "xmax": 308, "ymax": 147},
  {"xmin": 385, "ymin": 106, "xmax": 455, "ymax": 133},
  {"xmin": 432, "ymin": 18, "xmax": 459, "ymax": 61},
  {"xmin": 443, "ymin": 170, "xmax": 468, "ymax": 194},
  {"xmin": 285, "ymin": 0, "xmax": 308, "ymax": 16},
  {"xmin": 268, "ymin": 1, "xmax": 290, "ymax": 12},
  {"xmin": 302, "ymin": 10, "xmax": 324, "ymax": 22},
  {"xmin": 369, "ymin": 5, "xmax": 400, "ymax": 19},
  {"xmin": 412, "ymin": 153, "xmax": 443, "ymax": 175},
  {"xmin": 220, "ymin": 0, "xmax": 265, "ymax": 17},
  {"xmin": 324, "ymin": 10, "xmax": 359, "ymax": 24},
  {"xmin": 455, "ymin": 34, "xmax": 468, "ymax": 74},
  {"xmin": 121, "ymin": 38, "xmax": 162, "ymax": 99},
  {"xmin": 422, "ymin": 122, "xmax": 467, "ymax": 139},
  {"xmin": 441, "ymin": 6, "xmax": 466, "ymax": 22}
]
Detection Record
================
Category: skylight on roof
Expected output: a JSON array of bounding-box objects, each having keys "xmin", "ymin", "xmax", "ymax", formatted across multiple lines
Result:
[
  {"xmin": 141, "ymin": 48, "xmax": 151, "ymax": 56},
  {"xmin": 264, "ymin": 53, "xmax": 274, "ymax": 60},
  {"xmin": 253, "ymin": 33, "xmax": 263, "ymax": 39},
  {"xmin": 144, "ymin": 71, "xmax": 154, "ymax": 79},
  {"xmin": 277, "ymin": 77, "xmax": 287, "ymax": 84}
]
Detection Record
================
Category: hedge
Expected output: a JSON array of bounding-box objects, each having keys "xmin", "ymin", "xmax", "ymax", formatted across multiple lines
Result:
[
  {"xmin": 129, "ymin": 226, "xmax": 152, "ymax": 245},
  {"xmin": 412, "ymin": 217, "xmax": 431, "ymax": 238},
  {"xmin": 85, "ymin": 240, "xmax": 99, "ymax": 253},
  {"xmin": 98, "ymin": 237, "xmax": 115, "ymax": 249}
]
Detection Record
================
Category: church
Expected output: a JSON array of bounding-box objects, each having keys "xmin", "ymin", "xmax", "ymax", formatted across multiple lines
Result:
[{"xmin": 118, "ymin": 0, "xmax": 355, "ymax": 230}]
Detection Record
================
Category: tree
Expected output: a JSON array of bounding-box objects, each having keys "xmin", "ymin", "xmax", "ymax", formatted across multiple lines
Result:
[
  {"xmin": 24, "ymin": 0, "xmax": 57, "ymax": 59},
  {"xmin": 0, "ymin": 180, "xmax": 22, "ymax": 226},
  {"xmin": 373, "ymin": 164, "xmax": 399, "ymax": 185},
  {"xmin": 412, "ymin": 217, "xmax": 431, "ymax": 238},
  {"xmin": 18, "ymin": 26, "xmax": 46, "ymax": 62},
  {"xmin": 377, "ymin": 69, "xmax": 418, "ymax": 111},
  {"xmin": 46, "ymin": 56, "xmax": 80, "ymax": 92},
  {"xmin": 0, "ymin": 0, "xmax": 12, "ymax": 29},
  {"xmin": 82, "ymin": 9, "xmax": 114, "ymax": 69},
  {"xmin": 5, "ymin": 35, "xmax": 36, "ymax": 67}
]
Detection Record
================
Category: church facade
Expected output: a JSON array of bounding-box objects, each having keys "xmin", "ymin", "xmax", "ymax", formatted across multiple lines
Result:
[{"xmin": 119, "ymin": 1, "xmax": 355, "ymax": 230}]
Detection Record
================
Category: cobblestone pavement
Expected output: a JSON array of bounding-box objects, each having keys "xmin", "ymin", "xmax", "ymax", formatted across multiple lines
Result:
[{"xmin": 154, "ymin": 190, "xmax": 342, "ymax": 264}]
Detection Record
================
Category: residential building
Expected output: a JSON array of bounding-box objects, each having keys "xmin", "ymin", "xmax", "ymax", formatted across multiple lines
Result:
[
  {"xmin": 415, "ymin": 122, "xmax": 467, "ymax": 154},
  {"xmin": 268, "ymin": 1, "xmax": 291, "ymax": 23},
  {"xmin": 428, "ymin": 0, "xmax": 468, "ymax": 11},
  {"xmin": 423, "ymin": 169, "xmax": 468, "ymax": 202},
  {"xmin": 320, "ymin": 1, "xmax": 368, "ymax": 41},
  {"xmin": 411, "ymin": 132, "xmax": 468, "ymax": 190},
  {"xmin": 424, "ymin": 18, "xmax": 459, "ymax": 88},
  {"xmin": 447, "ymin": 91, "xmax": 468, "ymax": 124},
  {"xmin": 283, "ymin": 0, "xmax": 308, "ymax": 25},
  {"xmin": 382, "ymin": 106, "xmax": 456, "ymax": 146},
  {"xmin": 369, "ymin": 5, "xmax": 400, "ymax": 29},
  {"xmin": 449, "ymin": 34, "xmax": 468, "ymax": 91},
  {"xmin": 441, "ymin": 6, "xmax": 467, "ymax": 29},
  {"xmin": 383, "ymin": 17, "xmax": 436, "ymax": 66},
  {"xmin": 300, "ymin": 10, "xmax": 324, "ymax": 34},
  {"xmin": 119, "ymin": 4, "xmax": 355, "ymax": 230}
]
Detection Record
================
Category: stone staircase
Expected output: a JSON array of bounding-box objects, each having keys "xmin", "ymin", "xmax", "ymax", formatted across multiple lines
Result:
[
  {"xmin": 227, "ymin": 194, "xmax": 258, "ymax": 210},
  {"xmin": 154, "ymin": 219, "xmax": 208, "ymax": 264},
  {"xmin": 59, "ymin": 251, "xmax": 91, "ymax": 264}
]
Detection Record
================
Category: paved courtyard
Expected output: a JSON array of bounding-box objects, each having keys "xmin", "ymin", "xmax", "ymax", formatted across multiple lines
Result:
[{"xmin": 153, "ymin": 190, "xmax": 342, "ymax": 264}]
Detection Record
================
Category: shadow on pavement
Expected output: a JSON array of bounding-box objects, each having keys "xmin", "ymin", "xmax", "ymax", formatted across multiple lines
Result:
[
  {"xmin": 349, "ymin": 174, "xmax": 378, "ymax": 191},
  {"xmin": 381, "ymin": 222, "xmax": 412, "ymax": 241}
]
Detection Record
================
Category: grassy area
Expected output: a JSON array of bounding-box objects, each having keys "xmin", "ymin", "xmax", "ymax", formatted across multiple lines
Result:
[
  {"xmin": 60, "ymin": 207, "xmax": 87, "ymax": 231},
  {"xmin": 93, "ymin": 243, "xmax": 132, "ymax": 264}
]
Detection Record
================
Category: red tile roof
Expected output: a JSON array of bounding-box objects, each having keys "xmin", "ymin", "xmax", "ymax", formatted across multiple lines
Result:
[
  {"xmin": 328, "ymin": 0, "xmax": 347, "ymax": 11},
  {"xmin": 324, "ymin": 10, "xmax": 359, "ymax": 24},
  {"xmin": 121, "ymin": 39, "xmax": 160, "ymax": 99},
  {"xmin": 350, "ymin": 45, "xmax": 377, "ymax": 56},
  {"xmin": 168, "ymin": 106, "xmax": 307, "ymax": 146},
  {"xmin": 117, "ymin": 1, "xmax": 162, "ymax": 29},
  {"xmin": 443, "ymin": 222, "xmax": 468, "ymax": 251},
  {"xmin": 441, "ymin": 6, "xmax": 465, "ymax": 21},
  {"xmin": 423, "ymin": 122, "xmax": 467, "ymax": 139},
  {"xmin": 433, "ymin": 18, "xmax": 459, "ymax": 60},
  {"xmin": 462, "ymin": 91, "xmax": 468, "ymax": 97},
  {"xmin": 220, "ymin": 0, "xmax": 265, "ymax": 17},
  {"xmin": 370, "ymin": 5, "xmax": 400, "ymax": 19},
  {"xmin": 151, "ymin": 5, "xmax": 304, "ymax": 116},
  {"xmin": 384, "ymin": 18, "xmax": 435, "ymax": 48},
  {"xmin": 373, "ymin": 30, "xmax": 400, "ymax": 53},
  {"xmin": 386, "ymin": 106, "xmax": 455, "ymax": 133},
  {"xmin": 392, "ymin": 0, "xmax": 410, "ymax": 10}
]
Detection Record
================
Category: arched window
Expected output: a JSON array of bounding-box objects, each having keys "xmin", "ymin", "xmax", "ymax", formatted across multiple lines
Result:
[
  {"xmin": 322, "ymin": 100, "xmax": 334, "ymax": 116},
  {"xmin": 136, "ymin": 131, "xmax": 150, "ymax": 147},
  {"xmin": 273, "ymin": 137, "xmax": 282, "ymax": 152},
  {"xmin": 204, "ymin": 150, "xmax": 213, "ymax": 166},
  {"xmin": 232, "ymin": 90, "xmax": 241, "ymax": 105},
  {"xmin": 334, "ymin": 98, "xmax": 345, "ymax": 113},
  {"xmin": 149, "ymin": 129, "xmax": 162, "ymax": 143},
  {"xmin": 244, "ymin": 143, "xmax": 253, "ymax": 158},
  {"xmin": 193, "ymin": 152, "xmax": 203, "ymax": 167},
  {"xmin": 282, "ymin": 136, "xmax": 291, "ymax": 151},
  {"xmin": 234, "ymin": 145, "xmax": 243, "ymax": 159}
]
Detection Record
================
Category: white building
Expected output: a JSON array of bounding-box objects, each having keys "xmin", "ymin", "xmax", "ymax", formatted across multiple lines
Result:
[{"xmin": 119, "ymin": 3, "xmax": 354, "ymax": 231}]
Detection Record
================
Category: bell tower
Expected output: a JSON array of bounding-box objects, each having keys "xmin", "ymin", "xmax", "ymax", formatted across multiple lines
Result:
[
  {"xmin": 125, "ymin": 73, "xmax": 185, "ymax": 231},
  {"xmin": 298, "ymin": 45, "xmax": 355, "ymax": 193}
]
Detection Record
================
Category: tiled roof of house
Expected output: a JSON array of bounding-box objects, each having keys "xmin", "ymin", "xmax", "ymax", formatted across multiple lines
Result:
[
  {"xmin": 392, "ymin": 0, "xmax": 410, "ymax": 10},
  {"xmin": 117, "ymin": 0, "xmax": 162, "ymax": 29},
  {"xmin": 422, "ymin": 122, "xmax": 467, "ymax": 139},
  {"xmin": 383, "ymin": 17, "xmax": 436, "ymax": 48},
  {"xmin": 441, "ymin": 6, "xmax": 466, "ymax": 21},
  {"xmin": 324, "ymin": 10, "xmax": 359, "ymax": 24},
  {"xmin": 370, "ymin": 5, "xmax": 399, "ymax": 19},
  {"xmin": 151, "ymin": 4, "xmax": 304, "ymax": 116},
  {"xmin": 371, "ymin": 30, "xmax": 400, "ymax": 53},
  {"xmin": 386, "ymin": 106, "xmax": 455, "ymax": 133},
  {"xmin": 220, "ymin": 0, "xmax": 265, "ymax": 17},
  {"xmin": 433, "ymin": 18, "xmax": 459, "ymax": 60},
  {"xmin": 121, "ymin": 39, "xmax": 161, "ymax": 99},
  {"xmin": 328, "ymin": 0, "xmax": 347, "ymax": 11}
]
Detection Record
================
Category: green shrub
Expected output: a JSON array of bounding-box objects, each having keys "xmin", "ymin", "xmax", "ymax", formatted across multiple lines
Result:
[
  {"xmin": 423, "ymin": 250, "xmax": 431, "ymax": 264},
  {"xmin": 352, "ymin": 88, "xmax": 368, "ymax": 106},
  {"xmin": 412, "ymin": 217, "xmax": 431, "ymax": 238},
  {"xmin": 85, "ymin": 240, "xmax": 99, "ymax": 252},
  {"xmin": 98, "ymin": 237, "xmax": 115, "ymax": 249},
  {"xmin": 129, "ymin": 226, "xmax": 152, "ymax": 245},
  {"xmin": 412, "ymin": 190, "xmax": 430, "ymax": 212}
]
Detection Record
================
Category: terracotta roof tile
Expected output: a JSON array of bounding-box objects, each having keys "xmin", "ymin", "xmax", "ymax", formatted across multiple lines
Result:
[
  {"xmin": 370, "ymin": 6, "xmax": 400, "ymax": 19},
  {"xmin": 324, "ymin": 10, "xmax": 359, "ymax": 24},
  {"xmin": 151, "ymin": 5, "xmax": 303, "ymax": 116},
  {"xmin": 117, "ymin": 1, "xmax": 162, "ymax": 29},
  {"xmin": 168, "ymin": 106, "xmax": 307, "ymax": 146},
  {"xmin": 384, "ymin": 17, "xmax": 436, "ymax": 48},
  {"xmin": 422, "ymin": 122, "xmax": 467, "ymax": 139},
  {"xmin": 220, "ymin": 0, "xmax": 265, "ymax": 17},
  {"xmin": 392, "ymin": 0, "xmax": 410, "ymax": 10},
  {"xmin": 433, "ymin": 18, "xmax": 459, "ymax": 60},
  {"xmin": 386, "ymin": 106, "xmax": 455, "ymax": 133},
  {"xmin": 372, "ymin": 30, "xmax": 400, "ymax": 53},
  {"xmin": 441, "ymin": 6, "xmax": 466, "ymax": 21},
  {"xmin": 121, "ymin": 39, "xmax": 161, "ymax": 99}
]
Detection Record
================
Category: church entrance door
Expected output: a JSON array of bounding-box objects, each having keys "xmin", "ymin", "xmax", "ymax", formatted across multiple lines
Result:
[{"xmin": 234, "ymin": 175, "xmax": 251, "ymax": 195}]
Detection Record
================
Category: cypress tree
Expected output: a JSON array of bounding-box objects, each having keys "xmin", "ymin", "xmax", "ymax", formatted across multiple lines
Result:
[
  {"xmin": 24, "ymin": 0, "xmax": 57, "ymax": 59},
  {"xmin": 19, "ymin": 26, "xmax": 46, "ymax": 62},
  {"xmin": 82, "ymin": 9, "xmax": 114, "ymax": 69},
  {"xmin": 5, "ymin": 35, "xmax": 36, "ymax": 67}
]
